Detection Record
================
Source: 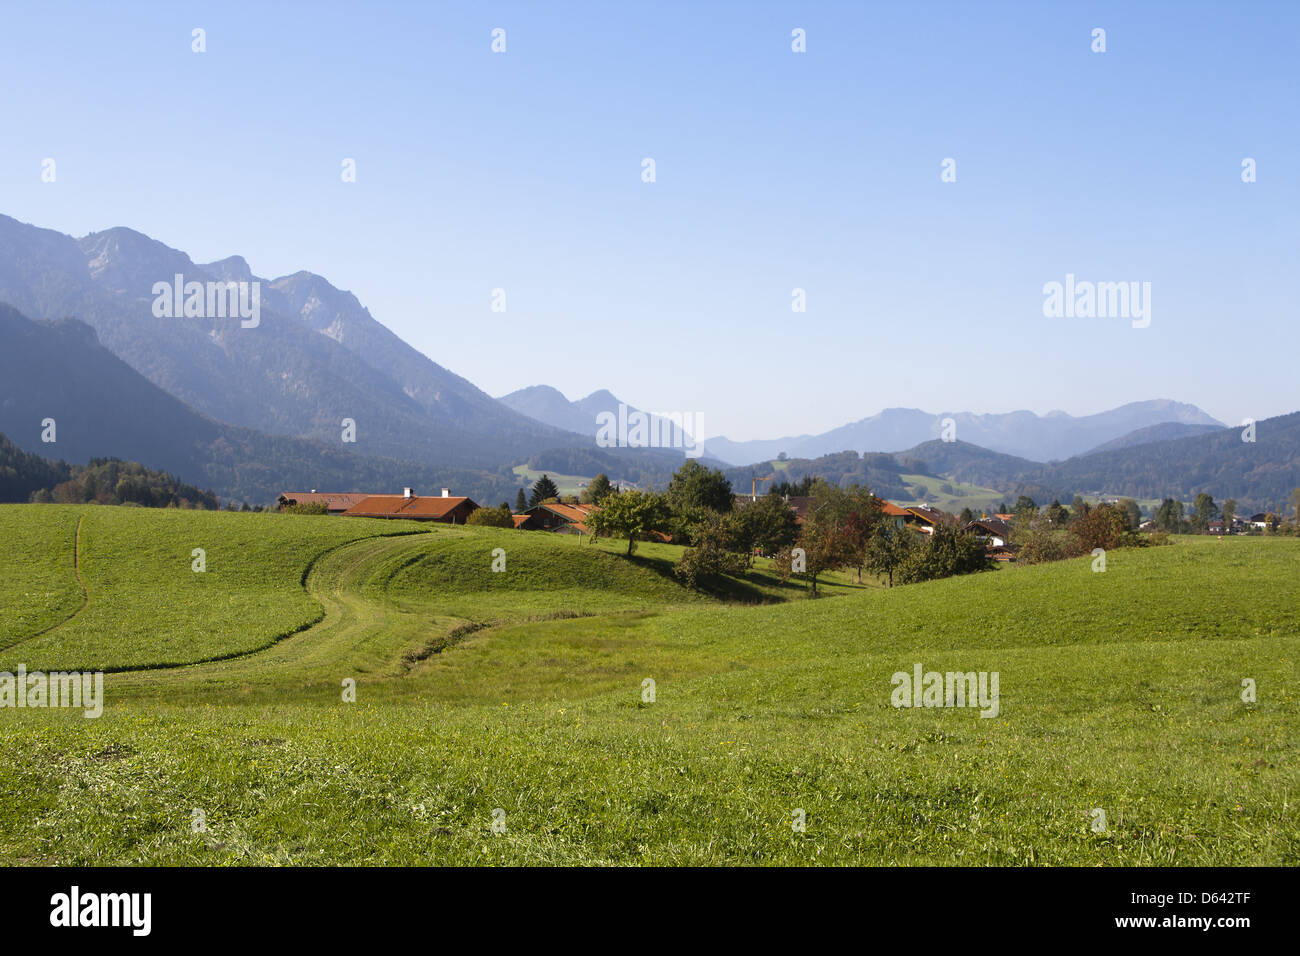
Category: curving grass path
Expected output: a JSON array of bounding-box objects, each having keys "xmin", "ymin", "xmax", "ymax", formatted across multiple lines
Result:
[
  {"xmin": 113, "ymin": 533, "xmax": 473, "ymax": 701},
  {"xmin": 111, "ymin": 527, "xmax": 728, "ymax": 704}
]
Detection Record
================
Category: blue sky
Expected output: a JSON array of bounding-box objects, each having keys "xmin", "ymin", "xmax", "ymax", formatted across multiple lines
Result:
[{"xmin": 2, "ymin": 1, "xmax": 1296, "ymax": 441}]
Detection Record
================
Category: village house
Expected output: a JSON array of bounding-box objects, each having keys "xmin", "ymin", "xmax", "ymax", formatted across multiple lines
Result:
[
  {"xmin": 342, "ymin": 488, "xmax": 479, "ymax": 523},
  {"xmin": 515, "ymin": 502, "xmax": 599, "ymax": 533},
  {"xmin": 783, "ymin": 495, "xmax": 815, "ymax": 525},
  {"xmin": 904, "ymin": 505, "xmax": 953, "ymax": 534},
  {"xmin": 877, "ymin": 499, "xmax": 910, "ymax": 528},
  {"xmin": 964, "ymin": 517, "xmax": 1011, "ymax": 548}
]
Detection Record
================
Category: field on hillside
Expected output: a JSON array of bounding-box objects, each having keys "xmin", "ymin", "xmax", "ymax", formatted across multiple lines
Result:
[
  {"xmin": 0, "ymin": 503, "xmax": 1295, "ymax": 866},
  {"xmin": 510, "ymin": 465, "xmax": 597, "ymax": 498},
  {"xmin": 896, "ymin": 473, "xmax": 1008, "ymax": 512}
]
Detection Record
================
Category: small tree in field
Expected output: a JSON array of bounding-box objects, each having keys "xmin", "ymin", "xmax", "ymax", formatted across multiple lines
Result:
[
  {"xmin": 864, "ymin": 522, "xmax": 915, "ymax": 587},
  {"xmin": 674, "ymin": 520, "xmax": 748, "ymax": 589},
  {"xmin": 667, "ymin": 460, "xmax": 733, "ymax": 513},
  {"xmin": 782, "ymin": 515, "xmax": 852, "ymax": 597},
  {"xmin": 1070, "ymin": 502, "xmax": 1129, "ymax": 551},
  {"xmin": 724, "ymin": 493, "xmax": 799, "ymax": 564},
  {"xmin": 586, "ymin": 489, "xmax": 670, "ymax": 556},
  {"xmin": 1191, "ymin": 493, "xmax": 1217, "ymax": 532},
  {"xmin": 1154, "ymin": 498, "xmax": 1184, "ymax": 532}
]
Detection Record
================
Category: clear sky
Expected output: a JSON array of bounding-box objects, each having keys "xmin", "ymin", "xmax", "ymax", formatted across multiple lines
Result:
[{"xmin": 2, "ymin": 1, "xmax": 1296, "ymax": 441}]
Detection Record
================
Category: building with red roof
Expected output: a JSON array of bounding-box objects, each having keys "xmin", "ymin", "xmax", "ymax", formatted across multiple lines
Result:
[{"xmin": 342, "ymin": 488, "xmax": 478, "ymax": 523}]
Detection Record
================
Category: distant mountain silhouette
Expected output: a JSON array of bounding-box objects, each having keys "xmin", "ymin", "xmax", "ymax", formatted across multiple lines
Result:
[
  {"xmin": 895, "ymin": 416, "xmax": 1298, "ymax": 512},
  {"xmin": 498, "ymin": 385, "xmax": 700, "ymax": 453},
  {"xmin": 703, "ymin": 401, "xmax": 1225, "ymax": 465},
  {"xmin": 1081, "ymin": 421, "xmax": 1225, "ymax": 455}
]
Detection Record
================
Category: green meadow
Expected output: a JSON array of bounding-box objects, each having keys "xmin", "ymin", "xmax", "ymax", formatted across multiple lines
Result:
[
  {"xmin": 896, "ymin": 473, "xmax": 1008, "ymax": 513},
  {"xmin": 0, "ymin": 503, "xmax": 1295, "ymax": 865}
]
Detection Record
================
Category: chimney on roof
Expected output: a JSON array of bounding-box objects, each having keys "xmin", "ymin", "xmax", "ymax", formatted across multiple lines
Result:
[
  {"xmin": 403, "ymin": 487, "xmax": 413, "ymax": 499},
  {"xmin": 441, "ymin": 488, "xmax": 450, "ymax": 498}
]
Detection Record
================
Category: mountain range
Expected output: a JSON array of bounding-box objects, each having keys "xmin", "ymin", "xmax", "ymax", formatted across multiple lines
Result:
[
  {"xmin": 0, "ymin": 304, "xmax": 525, "ymax": 504},
  {"xmin": 0, "ymin": 214, "xmax": 582, "ymax": 469},
  {"xmin": 733, "ymin": 416, "xmax": 1299, "ymax": 512},
  {"xmin": 0, "ymin": 212, "xmax": 1294, "ymax": 511},
  {"xmin": 497, "ymin": 385, "xmax": 700, "ymax": 452},
  {"xmin": 694, "ymin": 401, "xmax": 1226, "ymax": 465},
  {"xmin": 495, "ymin": 385, "xmax": 1229, "ymax": 467}
]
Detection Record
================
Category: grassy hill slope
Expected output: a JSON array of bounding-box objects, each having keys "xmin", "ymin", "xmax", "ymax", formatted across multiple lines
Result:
[{"xmin": 0, "ymin": 505, "xmax": 1294, "ymax": 865}]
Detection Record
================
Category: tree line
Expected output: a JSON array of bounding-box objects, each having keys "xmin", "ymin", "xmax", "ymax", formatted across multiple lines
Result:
[
  {"xmin": 581, "ymin": 461, "xmax": 992, "ymax": 595},
  {"xmin": 1, "ymin": 433, "xmax": 217, "ymax": 509}
]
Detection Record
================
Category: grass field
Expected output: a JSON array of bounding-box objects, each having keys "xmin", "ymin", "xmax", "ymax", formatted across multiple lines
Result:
[
  {"xmin": 0, "ymin": 503, "xmax": 1295, "ymax": 865},
  {"xmin": 510, "ymin": 465, "xmax": 599, "ymax": 498},
  {"xmin": 896, "ymin": 473, "xmax": 1009, "ymax": 513}
]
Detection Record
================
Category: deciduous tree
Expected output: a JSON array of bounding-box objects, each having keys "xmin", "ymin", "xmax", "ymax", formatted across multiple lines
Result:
[
  {"xmin": 586, "ymin": 489, "xmax": 670, "ymax": 556},
  {"xmin": 667, "ymin": 460, "xmax": 733, "ymax": 513}
]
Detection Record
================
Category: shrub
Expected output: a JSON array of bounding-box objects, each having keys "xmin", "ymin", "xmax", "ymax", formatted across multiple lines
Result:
[
  {"xmin": 1069, "ymin": 502, "xmax": 1129, "ymax": 552},
  {"xmin": 1017, "ymin": 529, "xmax": 1079, "ymax": 565},
  {"xmin": 674, "ymin": 529, "xmax": 748, "ymax": 589},
  {"xmin": 897, "ymin": 526, "xmax": 991, "ymax": 584},
  {"xmin": 280, "ymin": 502, "xmax": 328, "ymax": 515},
  {"xmin": 466, "ymin": 504, "xmax": 514, "ymax": 528}
]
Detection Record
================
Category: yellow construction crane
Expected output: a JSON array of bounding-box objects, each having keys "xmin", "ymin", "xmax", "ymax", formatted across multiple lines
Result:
[{"xmin": 751, "ymin": 474, "xmax": 774, "ymax": 500}]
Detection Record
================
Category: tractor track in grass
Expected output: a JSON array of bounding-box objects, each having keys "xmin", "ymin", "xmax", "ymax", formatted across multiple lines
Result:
[
  {"xmin": 4, "ymin": 512, "xmax": 90, "ymax": 653},
  {"xmin": 108, "ymin": 531, "xmax": 481, "ymax": 694}
]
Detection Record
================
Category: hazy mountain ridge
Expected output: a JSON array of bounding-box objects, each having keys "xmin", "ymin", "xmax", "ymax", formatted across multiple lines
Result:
[
  {"xmin": 894, "ymin": 419, "xmax": 1298, "ymax": 511},
  {"xmin": 705, "ymin": 401, "xmax": 1225, "ymax": 465},
  {"xmin": 1082, "ymin": 421, "xmax": 1226, "ymax": 455},
  {"xmin": 498, "ymin": 385, "xmax": 699, "ymax": 451},
  {"xmin": 498, "ymin": 385, "xmax": 600, "ymax": 436}
]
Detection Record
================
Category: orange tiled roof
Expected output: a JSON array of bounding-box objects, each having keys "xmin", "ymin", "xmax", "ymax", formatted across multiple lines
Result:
[
  {"xmin": 343, "ymin": 494, "xmax": 477, "ymax": 519},
  {"xmin": 527, "ymin": 502, "xmax": 597, "ymax": 522},
  {"xmin": 875, "ymin": 499, "xmax": 910, "ymax": 517}
]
